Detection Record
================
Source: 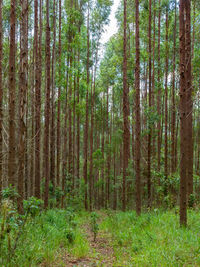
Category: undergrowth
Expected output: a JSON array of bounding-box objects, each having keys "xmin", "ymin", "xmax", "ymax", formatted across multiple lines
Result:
[
  {"xmin": 1, "ymin": 206, "xmax": 200, "ymax": 266},
  {"xmin": 100, "ymin": 209, "xmax": 200, "ymax": 266},
  {"xmin": 0, "ymin": 208, "xmax": 89, "ymax": 266}
]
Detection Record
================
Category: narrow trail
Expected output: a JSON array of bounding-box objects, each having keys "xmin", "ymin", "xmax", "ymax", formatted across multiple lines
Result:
[{"xmin": 55, "ymin": 217, "xmax": 116, "ymax": 266}]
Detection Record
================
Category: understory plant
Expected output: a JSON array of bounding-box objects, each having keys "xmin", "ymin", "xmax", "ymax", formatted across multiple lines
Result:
[{"xmin": 90, "ymin": 212, "xmax": 99, "ymax": 242}]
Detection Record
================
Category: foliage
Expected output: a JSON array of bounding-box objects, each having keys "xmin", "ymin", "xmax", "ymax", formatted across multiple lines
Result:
[
  {"xmin": 2, "ymin": 185, "xmax": 19, "ymax": 200},
  {"xmin": 188, "ymin": 194, "xmax": 195, "ymax": 208},
  {"xmin": 23, "ymin": 197, "xmax": 44, "ymax": 217},
  {"xmin": 90, "ymin": 212, "xmax": 99, "ymax": 242},
  {"xmin": 0, "ymin": 208, "xmax": 89, "ymax": 266},
  {"xmin": 100, "ymin": 209, "xmax": 200, "ymax": 266}
]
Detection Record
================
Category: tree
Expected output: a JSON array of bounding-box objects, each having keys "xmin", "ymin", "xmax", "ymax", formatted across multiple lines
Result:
[
  {"xmin": 164, "ymin": 6, "xmax": 169, "ymax": 194},
  {"xmin": 8, "ymin": 0, "xmax": 16, "ymax": 187},
  {"xmin": 18, "ymin": 0, "xmax": 28, "ymax": 213},
  {"xmin": 171, "ymin": 0, "xmax": 177, "ymax": 174},
  {"xmin": 34, "ymin": 0, "xmax": 41, "ymax": 199},
  {"xmin": 44, "ymin": 0, "xmax": 51, "ymax": 208},
  {"xmin": 157, "ymin": 0, "xmax": 161, "ymax": 172},
  {"xmin": 122, "ymin": 0, "xmax": 130, "ymax": 212},
  {"xmin": 135, "ymin": 0, "xmax": 141, "ymax": 215},
  {"xmin": 179, "ymin": 0, "xmax": 188, "ymax": 226},
  {"xmin": 50, "ymin": 0, "xmax": 56, "ymax": 191},
  {"xmin": 83, "ymin": 1, "xmax": 90, "ymax": 210},
  {"xmin": 57, "ymin": 0, "xmax": 62, "ymax": 188},
  {"xmin": 0, "ymin": 0, "xmax": 3, "ymax": 201},
  {"xmin": 147, "ymin": 0, "xmax": 152, "ymax": 208},
  {"xmin": 185, "ymin": 0, "xmax": 193, "ymax": 198}
]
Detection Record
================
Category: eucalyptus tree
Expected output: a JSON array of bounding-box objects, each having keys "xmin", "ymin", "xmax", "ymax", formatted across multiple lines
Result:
[
  {"xmin": 135, "ymin": 0, "xmax": 141, "ymax": 215},
  {"xmin": 34, "ymin": 0, "xmax": 40, "ymax": 199},
  {"xmin": 18, "ymin": 0, "xmax": 28, "ymax": 213},
  {"xmin": 171, "ymin": 0, "xmax": 177, "ymax": 174},
  {"xmin": 8, "ymin": 0, "xmax": 16, "ymax": 187},
  {"xmin": 57, "ymin": 0, "xmax": 62, "ymax": 189},
  {"xmin": 147, "ymin": 0, "xmax": 152, "ymax": 208},
  {"xmin": 122, "ymin": 0, "xmax": 130, "ymax": 212},
  {"xmin": 164, "ymin": 4, "xmax": 169, "ymax": 194},
  {"xmin": 0, "ymin": 0, "xmax": 2, "ymax": 201},
  {"xmin": 179, "ymin": 0, "xmax": 192, "ymax": 226},
  {"xmin": 44, "ymin": 0, "xmax": 51, "ymax": 208}
]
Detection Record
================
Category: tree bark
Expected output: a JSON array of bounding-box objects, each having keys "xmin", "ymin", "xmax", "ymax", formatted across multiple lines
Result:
[
  {"xmin": 147, "ymin": 0, "xmax": 152, "ymax": 208},
  {"xmin": 83, "ymin": 2, "xmax": 90, "ymax": 210},
  {"xmin": 8, "ymin": 0, "xmax": 16, "ymax": 187},
  {"xmin": 185, "ymin": 0, "xmax": 193, "ymax": 198},
  {"xmin": 44, "ymin": 0, "xmax": 51, "ymax": 208},
  {"xmin": 157, "ymin": 0, "xmax": 161, "ymax": 172},
  {"xmin": 171, "ymin": 0, "xmax": 177, "ymax": 174},
  {"xmin": 179, "ymin": 0, "xmax": 187, "ymax": 226},
  {"xmin": 135, "ymin": 0, "xmax": 141, "ymax": 215},
  {"xmin": 164, "ymin": 7, "xmax": 169, "ymax": 195},
  {"xmin": 122, "ymin": 0, "xmax": 130, "ymax": 211},
  {"xmin": 0, "ymin": 0, "xmax": 3, "ymax": 200},
  {"xmin": 57, "ymin": 0, "xmax": 62, "ymax": 188},
  {"xmin": 18, "ymin": 0, "xmax": 28, "ymax": 213},
  {"xmin": 34, "ymin": 0, "xmax": 41, "ymax": 198},
  {"xmin": 50, "ymin": 0, "xmax": 56, "ymax": 192}
]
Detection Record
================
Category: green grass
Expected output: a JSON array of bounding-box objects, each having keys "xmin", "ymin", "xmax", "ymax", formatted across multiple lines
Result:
[
  {"xmin": 100, "ymin": 209, "xmax": 200, "ymax": 266},
  {"xmin": 0, "ymin": 209, "xmax": 90, "ymax": 267},
  {"xmin": 1, "ymin": 208, "xmax": 200, "ymax": 266}
]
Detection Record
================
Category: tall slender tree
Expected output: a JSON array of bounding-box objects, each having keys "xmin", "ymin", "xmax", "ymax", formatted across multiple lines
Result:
[
  {"xmin": 83, "ymin": 1, "xmax": 90, "ymax": 210},
  {"xmin": 171, "ymin": 0, "xmax": 177, "ymax": 174},
  {"xmin": 147, "ymin": 0, "xmax": 152, "ymax": 208},
  {"xmin": 185, "ymin": 0, "xmax": 193, "ymax": 198},
  {"xmin": 179, "ymin": 0, "xmax": 187, "ymax": 226},
  {"xmin": 34, "ymin": 0, "xmax": 41, "ymax": 198},
  {"xmin": 0, "ymin": 0, "xmax": 3, "ymax": 200},
  {"xmin": 135, "ymin": 0, "xmax": 141, "ymax": 215},
  {"xmin": 50, "ymin": 0, "xmax": 56, "ymax": 191},
  {"xmin": 164, "ymin": 7, "xmax": 169, "ymax": 194},
  {"xmin": 44, "ymin": 0, "xmax": 51, "ymax": 208},
  {"xmin": 18, "ymin": 0, "xmax": 28, "ymax": 213},
  {"xmin": 122, "ymin": 0, "xmax": 130, "ymax": 212},
  {"xmin": 57, "ymin": 0, "xmax": 62, "ymax": 188},
  {"xmin": 8, "ymin": 0, "xmax": 16, "ymax": 187},
  {"xmin": 157, "ymin": 0, "xmax": 161, "ymax": 172}
]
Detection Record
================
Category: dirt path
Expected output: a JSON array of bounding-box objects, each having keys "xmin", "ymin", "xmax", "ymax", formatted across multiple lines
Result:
[{"xmin": 57, "ymin": 219, "xmax": 115, "ymax": 266}]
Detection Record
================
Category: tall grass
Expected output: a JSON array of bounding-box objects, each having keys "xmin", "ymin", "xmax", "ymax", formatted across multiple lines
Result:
[
  {"xmin": 0, "ymin": 209, "xmax": 89, "ymax": 266},
  {"xmin": 100, "ymin": 209, "xmax": 200, "ymax": 266}
]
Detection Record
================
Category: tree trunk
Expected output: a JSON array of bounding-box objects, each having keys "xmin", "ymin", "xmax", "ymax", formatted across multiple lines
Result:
[
  {"xmin": 179, "ymin": 0, "xmax": 187, "ymax": 226},
  {"xmin": 8, "ymin": 0, "xmax": 16, "ymax": 187},
  {"xmin": 18, "ymin": 0, "xmax": 28, "ymax": 212},
  {"xmin": 122, "ymin": 0, "xmax": 130, "ymax": 211},
  {"xmin": 34, "ymin": 0, "xmax": 41, "ymax": 198},
  {"xmin": 0, "ymin": 0, "xmax": 3, "ymax": 201},
  {"xmin": 185, "ymin": 0, "xmax": 193, "ymax": 198},
  {"xmin": 44, "ymin": 0, "xmax": 51, "ymax": 208},
  {"xmin": 76, "ymin": 47, "xmax": 80, "ymax": 189},
  {"xmin": 83, "ymin": 2, "xmax": 90, "ymax": 210},
  {"xmin": 171, "ymin": 0, "xmax": 177, "ymax": 174},
  {"xmin": 57, "ymin": 0, "xmax": 62, "ymax": 188},
  {"xmin": 50, "ymin": 0, "xmax": 56, "ymax": 192},
  {"xmin": 147, "ymin": 0, "xmax": 152, "ymax": 208},
  {"xmin": 157, "ymin": 0, "xmax": 161, "ymax": 172},
  {"xmin": 164, "ymin": 8, "xmax": 169, "ymax": 195},
  {"xmin": 135, "ymin": 0, "xmax": 141, "ymax": 215}
]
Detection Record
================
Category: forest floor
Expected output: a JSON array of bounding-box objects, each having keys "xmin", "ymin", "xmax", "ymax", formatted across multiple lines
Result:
[
  {"xmin": 1, "ymin": 208, "xmax": 200, "ymax": 266},
  {"xmin": 52, "ymin": 209, "xmax": 200, "ymax": 267},
  {"xmin": 56, "ymin": 218, "xmax": 116, "ymax": 266}
]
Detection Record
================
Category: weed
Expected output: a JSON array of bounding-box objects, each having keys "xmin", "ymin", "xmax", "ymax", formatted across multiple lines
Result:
[{"xmin": 90, "ymin": 212, "xmax": 99, "ymax": 242}]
